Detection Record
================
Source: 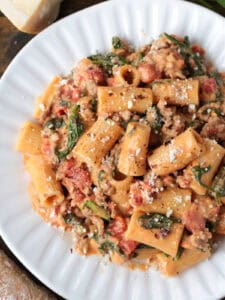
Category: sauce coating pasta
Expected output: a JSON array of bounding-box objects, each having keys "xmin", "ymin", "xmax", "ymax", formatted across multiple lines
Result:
[{"xmin": 17, "ymin": 33, "xmax": 225, "ymax": 276}]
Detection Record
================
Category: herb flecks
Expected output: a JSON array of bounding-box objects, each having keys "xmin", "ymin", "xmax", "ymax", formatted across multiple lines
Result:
[
  {"xmin": 138, "ymin": 213, "xmax": 181, "ymax": 232},
  {"xmin": 55, "ymin": 104, "xmax": 83, "ymax": 160}
]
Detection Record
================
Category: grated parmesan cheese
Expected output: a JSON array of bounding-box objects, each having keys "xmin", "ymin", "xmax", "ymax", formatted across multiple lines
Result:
[
  {"xmin": 174, "ymin": 195, "xmax": 182, "ymax": 203},
  {"xmin": 128, "ymin": 100, "xmax": 133, "ymax": 109},
  {"xmin": 39, "ymin": 103, "xmax": 45, "ymax": 111},
  {"xmin": 166, "ymin": 208, "xmax": 173, "ymax": 217}
]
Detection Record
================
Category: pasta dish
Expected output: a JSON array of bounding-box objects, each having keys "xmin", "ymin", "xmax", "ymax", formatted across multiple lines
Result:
[{"xmin": 16, "ymin": 33, "xmax": 225, "ymax": 276}]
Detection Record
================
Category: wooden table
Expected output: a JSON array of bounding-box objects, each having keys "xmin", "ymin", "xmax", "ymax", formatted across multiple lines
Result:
[{"xmin": 0, "ymin": 0, "xmax": 224, "ymax": 299}]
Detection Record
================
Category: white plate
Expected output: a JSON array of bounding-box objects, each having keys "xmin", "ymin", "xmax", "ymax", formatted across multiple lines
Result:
[{"xmin": 0, "ymin": 0, "xmax": 225, "ymax": 299}]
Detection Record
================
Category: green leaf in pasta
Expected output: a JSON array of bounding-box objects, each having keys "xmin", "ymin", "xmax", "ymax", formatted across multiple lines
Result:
[
  {"xmin": 192, "ymin": 165, "xmax": 212, "ymax": 190},
  {"xmin": 45, "ymin": 117, "xmax": 65, "ymax": 130},
  {"xmin": 112, "ymin": 36, "xmax": 125, "ymax": 49},
  {"xmin": 55, "ymin": 104, "xmax": 84, "ymax": 160},
  {"xmin": 137, "ymin": 213, "xmax": 181, "ymax": 232},
  {"xmin": 164, "ymin": 33, "xmax": 205, "ymax": 77},
  {"xmin": 83, "ymin": 200, "xmax": 110, "ymax": 221},
  {"xmin": 88, "ymin": 53, "xmax": 127, "ymax": 74}
]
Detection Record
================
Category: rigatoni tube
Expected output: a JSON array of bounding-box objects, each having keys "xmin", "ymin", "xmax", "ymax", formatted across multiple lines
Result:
[
  {"xmin": 148, "ymin": 128, "xmax": 204, "ymax": 176},
  {"xmin": 152, "ymin": 79, "xmax": 199, "ymax": 106},
  {"xmin": 97, "ymin": 86, "xmax": 152, "ymax": 113},
  {"xmin": 73, "ymin": 117, "xmax": 123, "ymax": 167},
  {"xmin": 118, "ymin": 122, "xmax": 151, "ymax": 176}
]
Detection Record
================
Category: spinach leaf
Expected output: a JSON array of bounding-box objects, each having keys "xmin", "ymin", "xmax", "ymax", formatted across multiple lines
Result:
[
  {"xmin": 203, "ymin": 107, "xmax": 223, "ymax": 117},
  {"xmin": 98, "ymin": 240, "xmax": 118, "ymax": 254},
  {"xmin": 209, "ymin": 71, "xmax": 223, "ymax": 101},
  {"xmin": 136, "ymin": 244, "xmax": 154, "ymax": 250},
  {"xmin": 149, "ymin": 105, "xmax": 164, "ymax": 134},
  {"xmin": 138, "ymin": 213, "xmax": 181, "ymax": 232},
  {"xmin": 164, "ymin": 33, "xmax": 205, "ymax": 77},
  {"xmin": 173, "ymin": 246, "xmax": 184, "ymax": 261},
  {"xmin": 91, "ymin": 98, "xmax": 97, "ymax": 113},
  {"xmin": 188, "ymin": 118, "xmax": 204, "ymax": 129},
  {"xmin": 192, "ymin": 165, "xmax": 213, "ymax": 190},
  {"xmin": 88, "ymin": 53, "xmax": 127, "ymax": 74},
  {"xmin": 45, "ymin": 117, "xmax": 65, "ymax": 130},
  {"xmin": 112, "ymin": 36, "xmax": 125, "ymax": 49},
  {"xmin": 98, "ymin": 240, "xmax": 116, "ymax": 254},
  {"xmin": 212, "ymin": 165, "xmax": 225, "ymax": 197},
  {"xmin": 55, "ymin": 104, "xmax": 83, "ymax": 160},
  {"xmin": 98, "ymin": 170, "xmax": 107, "ymax": 186},
  {"xmin": 59, "ymin": 99, "xmax": 71, "ymax": 108},
  {"xmin": 63, "ymin": 212, "xmax": 81, "ymax": 226},
  {"xmin": 83, "ymin": 200, "xmax": 110, "ymax": 221}
]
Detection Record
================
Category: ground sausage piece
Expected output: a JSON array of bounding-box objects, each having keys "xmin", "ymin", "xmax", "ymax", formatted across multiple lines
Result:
[
  {"xmin": 201, "ymin": 78, "xmax": 217, "ymax": 94},
  {"xmin": 182, "ymin": 204, "xmax": 205, "ymax": 233},
  {"xmin": 201, "ymin": 117, "xmax": 225, "ymax": 144},
  {"xmin": 119, "ymin": 239, "xmax": 139, "ymax": 256},
  {"xmin": 108, "ymin": 216, "xmax": 127, "ymax": 237},
  {"xmin": 138, "ymin": 64, "xmax": 161, "ymax": 83},
  {"xmin": 191, "ymin": 44, "xmax": 205, "ymax": 57},
  {"xmin": 58, "ymin": 158, "xmax": 92, "ymax": 195},
  {"xmin": 60, "ymin": 83, "xmax": 81, "ymax": 103},
  {"xmin": 108, "ymin": 216, "xmax": 139, "ymax": 255}
]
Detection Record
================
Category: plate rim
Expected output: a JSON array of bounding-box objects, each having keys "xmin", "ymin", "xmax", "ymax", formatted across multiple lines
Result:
[{"xmin": 0, "ymin": 0, "xmax": 225, "ymax": 299}]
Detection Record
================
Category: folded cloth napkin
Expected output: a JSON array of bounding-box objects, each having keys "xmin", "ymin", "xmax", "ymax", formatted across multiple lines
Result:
[{"xmin": 0, "ymin": 250, "xmax": 56, "ymax": 299}]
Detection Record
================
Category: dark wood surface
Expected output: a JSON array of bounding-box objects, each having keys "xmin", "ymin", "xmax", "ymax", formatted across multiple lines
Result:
[{"xmin": 0, "ymin": 0, "xmax": 224, "ymax": 299}]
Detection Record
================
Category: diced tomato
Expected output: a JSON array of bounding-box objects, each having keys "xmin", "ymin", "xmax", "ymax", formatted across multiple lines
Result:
[
  {"xmin": 62, "ymin": 158, "xmax": 92, "ymax": 192},
  {"xmin": 108, "ymin": 216, "xmax": 127, "ymax": 238},
  {"xmin": 182, "ymin": 204, "xmax": 205, "ymax": 233},
  {"xmin": 191, "ymin": 44, "xmax": 205, "ymax": 57},
  {"xmin": 119, "ymin": 239, "xmax": 139, "ymax": 256},
  {"xmin": 202, "ymin": 78, "xmax": 217, "ymax": 94},
  {"xmin": 138, "ymin": 64, "xmax": 161, "ymax": 83}
]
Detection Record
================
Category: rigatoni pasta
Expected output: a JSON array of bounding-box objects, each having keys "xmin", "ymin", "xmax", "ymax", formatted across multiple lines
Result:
[
  {"xmin": 148, "ymin": 128, "xmax": 204, "ymax": 176},
  {"xmin": 24, "ymin": 154, "xmax": 64, "ymax": 207},
  {"xmin": 17, "ymin": 33, "xmax": 225, "ymax": 276},
  {"xmin": 97, "ymin": 86, "xmax": 153, "ymax": 113},
  {"xmin": 73, "ymin": 117, "xmax": 123, "ymax": 167},
  {"xmin": 182, "ymin": 139, "xmax": 225, "ymax": 195},
  {"xmin": 152, "ymin": 79, "xmax": 199, "ymax": 106},
  {"xmin": 118, "ymin": 122, "xmax": 151, "ymax": 176},
  {"xmin": 16, "ymin": 121, "xmax": 42, "ymax": 155}
]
